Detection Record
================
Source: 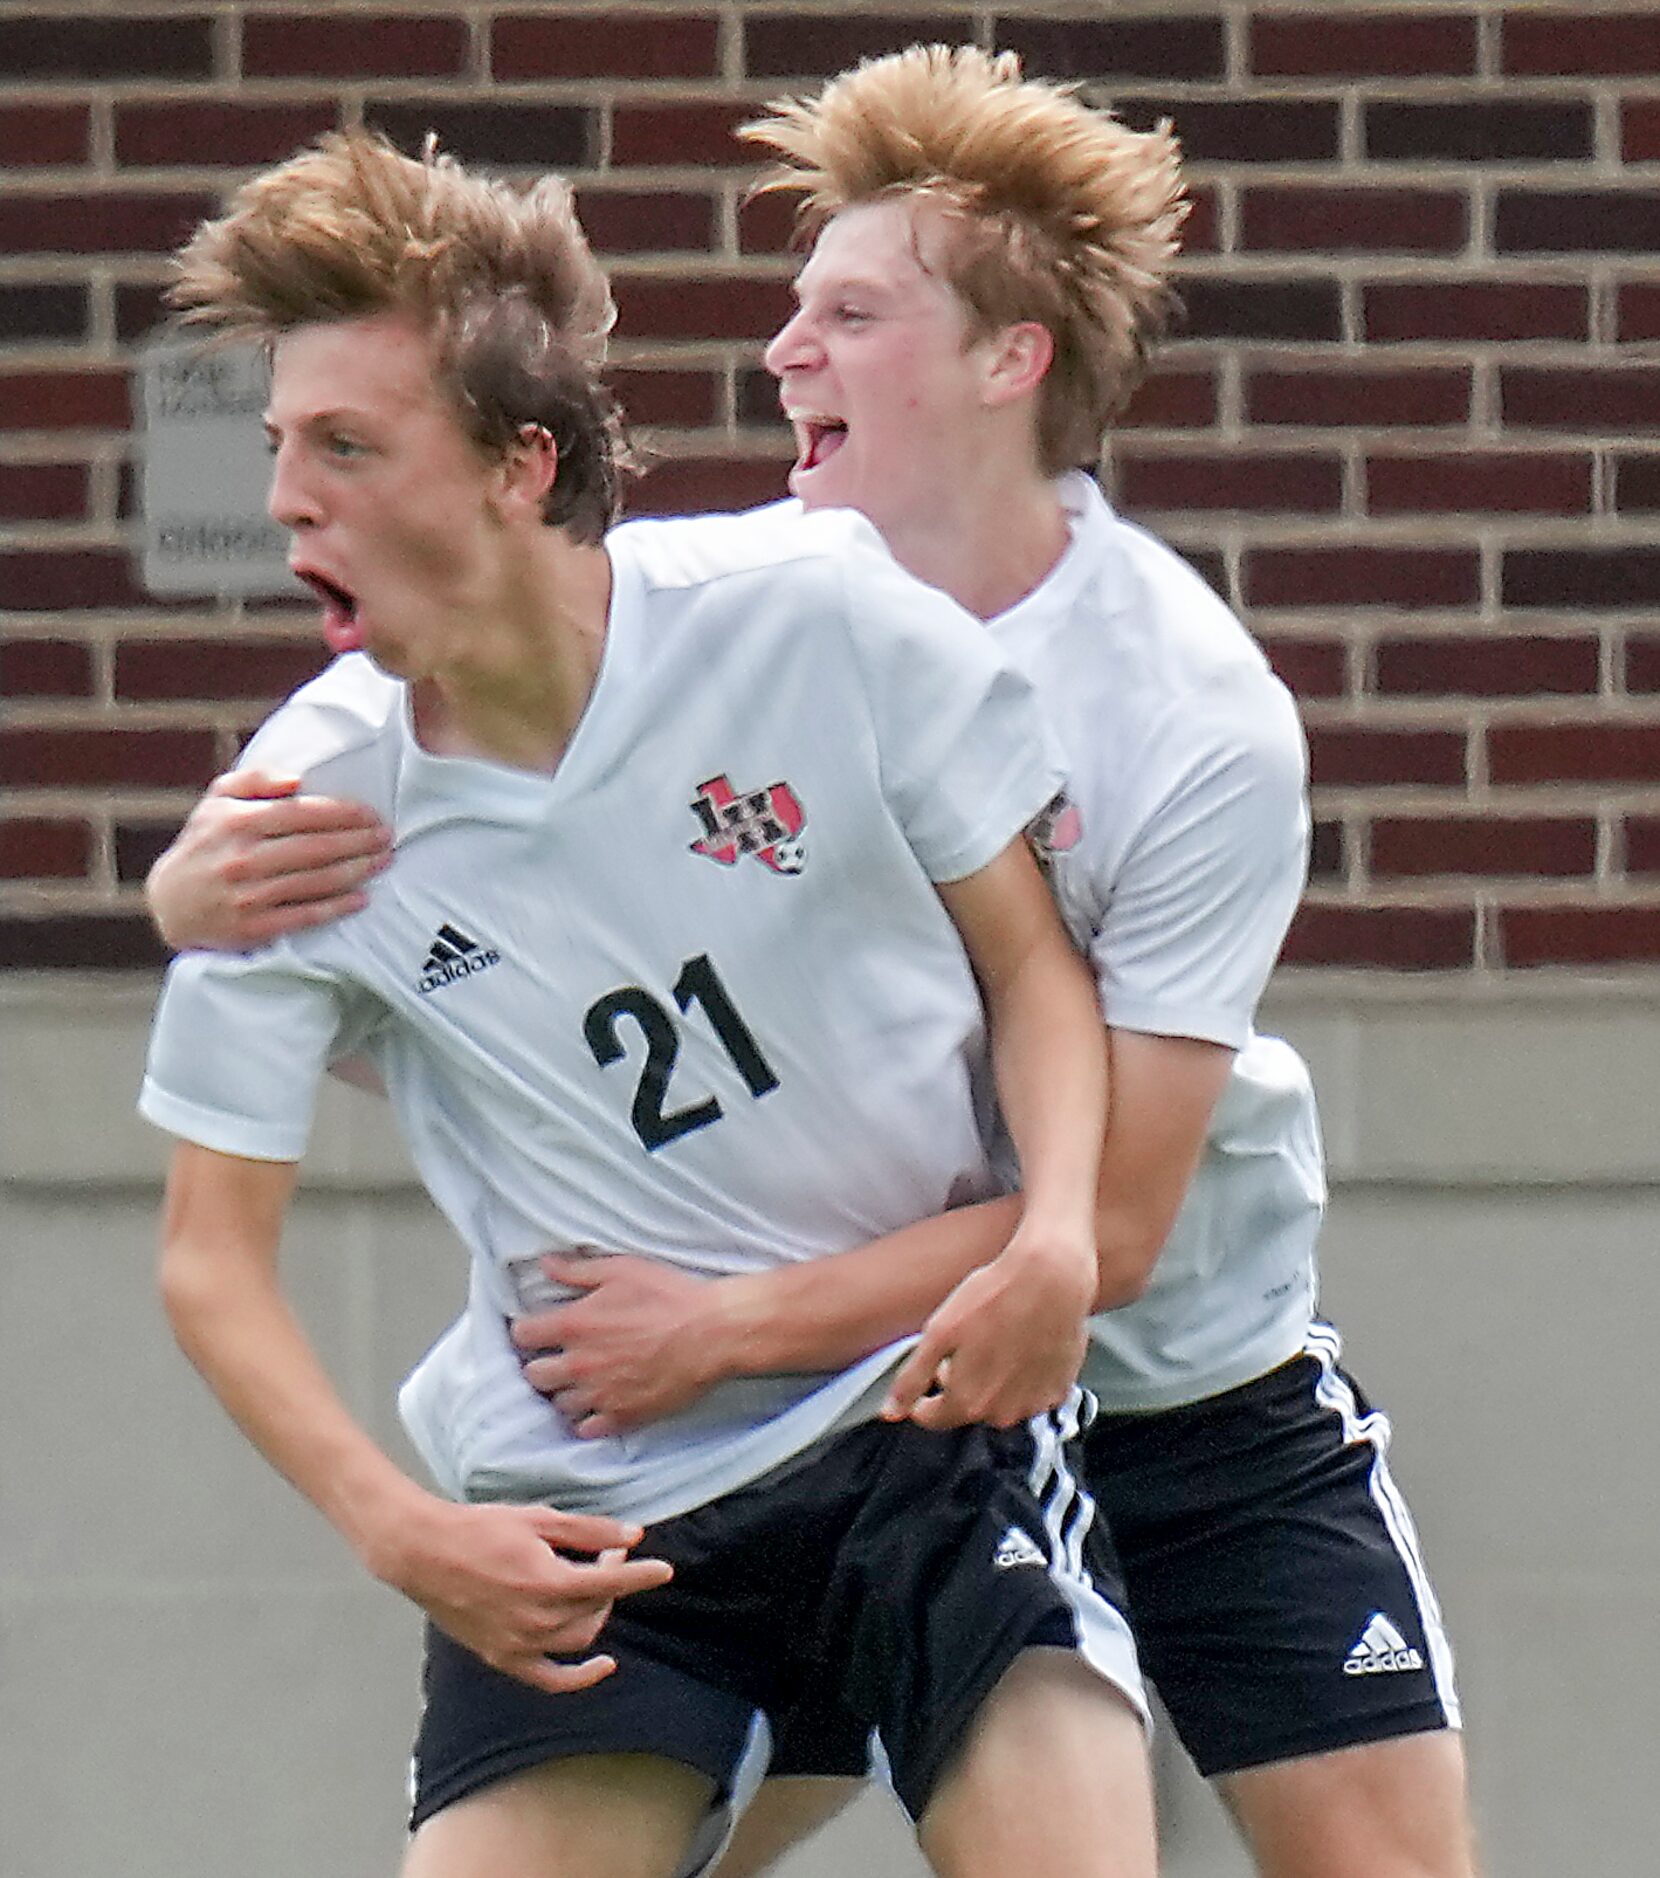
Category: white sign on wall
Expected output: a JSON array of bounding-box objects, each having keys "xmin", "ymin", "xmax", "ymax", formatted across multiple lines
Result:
[{"xmin": 137, "ymin": 334, "xmax": 299, "ymax": 599}]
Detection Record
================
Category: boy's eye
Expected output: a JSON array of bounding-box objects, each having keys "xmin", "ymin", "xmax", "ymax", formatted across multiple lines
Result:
[{"xmin": 327, "ymin": 434, "xmax": 366, "ymax": 458}]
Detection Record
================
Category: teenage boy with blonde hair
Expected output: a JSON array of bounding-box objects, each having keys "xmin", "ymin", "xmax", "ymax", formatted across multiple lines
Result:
[
  {"xmin": 138, "ymin": 127, "xmax": 1159, "ymax": 1878},
  {"xmin": 699, "ymin": 47, "xmax": 1475, "ymax": 1878}
]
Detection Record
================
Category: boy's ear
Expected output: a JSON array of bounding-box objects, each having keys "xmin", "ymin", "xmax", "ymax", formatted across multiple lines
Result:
[
  {"xmin": 982, "ymin": 322, "xmax": 1055, "ymax": 406},
  {"xmin": 496, "ymin": 422, "xmax": 559, "ymax": 516}
]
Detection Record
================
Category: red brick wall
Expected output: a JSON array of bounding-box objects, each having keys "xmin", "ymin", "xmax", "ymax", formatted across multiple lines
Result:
[{"xmin": 3, "ymin": 2, "xmax": 1657, "ymax": 972}]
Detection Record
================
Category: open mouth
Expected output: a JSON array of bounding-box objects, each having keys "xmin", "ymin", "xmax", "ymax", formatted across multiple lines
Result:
[
  {"xmin": 795, "ymin": 416, "xmax": 848, "ymax": 474},
  {"xmin": 295, "ymin": 568, "xmax": 364, "ymax": 654}
]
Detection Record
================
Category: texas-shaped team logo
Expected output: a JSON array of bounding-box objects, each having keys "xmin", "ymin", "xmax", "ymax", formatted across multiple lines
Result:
[
  {"xmin": 690, "ymin": 773, "xmax": 807, "ymax": 875},
  {"xmin": 1027, "ymin": 789, "xmax": 1083, "ymax": 866}
]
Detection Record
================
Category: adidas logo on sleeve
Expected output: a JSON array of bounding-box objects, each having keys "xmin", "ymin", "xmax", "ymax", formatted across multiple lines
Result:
[
  {"xmin": 418, "ymin": 923, "xmax": 501, "ymax": 994},
  {"xmin": 1343, "ymin": 1611, "xmax": 1424, "ymax": 1676}
]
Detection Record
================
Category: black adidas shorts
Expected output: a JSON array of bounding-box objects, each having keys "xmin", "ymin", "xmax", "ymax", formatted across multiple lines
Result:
[
  {"xmin": 767, "ymin": 1328, "xmax": 1459, "ymax": 1786},
  {"xmin": 410, "ymin": 1395, "xmax": 1144, "ymax": 1832},
  {"xmin": 1086, "ymin": 1326, "xmax": 1462, "ymax": 1778}
]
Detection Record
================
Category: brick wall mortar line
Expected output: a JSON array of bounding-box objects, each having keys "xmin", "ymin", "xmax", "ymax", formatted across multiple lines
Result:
[
  {"xmin": 2, "ymin": 881, "xmax": 154, "ymax": 915},
  {"xmin": 3, "ymin": 698, "xmax": 285, "ymax": 729},
  {"xmin": 1298, "ymin": 877, "xmax": 1660, "ymax": 907},
  {"xmin": 1469, "ymin": 169, "xmax": 1494, "ymax": 266},
  {"xmin": 1593, "ymin": 443, "xmax": 1614, "ymax": 519},
  {"xmin": 212, "ymin": 6, "xmax": 237, "ymax": 86},
  {"xmin": 1320, "ymin": 785, "xmax": 1660, "ymax": 814},
  {"xmin": 1311, "ymin": 703, "xmax": 1660, "ymax": 731},
  {"xmin": 1339, "ymin": 440, "xmax": 1364, "ymax": 522},
  {"xmin": 1487, "ymin": 537, "xmax": 1509, "ymax": 623},
  {"xmin": 1478, "ymin": 5, "xmax": 1502, "ymax": 87},
  {"xmin": 6, "ymin": 789, "xmax": 203, "ymax": 818},
  {"xmin": 715, "ymin": 180, "xmax": 740, "ymax": 263},
  {"xmin": 1339, "ymin": 89, "xmax": 1362, "ymax": 167},
  {"xmin": 1212, "ymin": 174, "xmax": 1241, "ymax": 256},
  {"xmin": 88, "ymin": 810, "xmax": 115, "ymax": 894},
  {"xmin": 1217, "ymin": 350, "xmax": 1244, "ymax": 440},
  {"xmin": 0, "ymin": 263, "xmax": 172, "ymax": 294},
  {"xmin": 0, "ymin": 438, "xmax": 113, "ymax": 470},
  {"xmin": 1338, "ymin": 275, "xmax": 1359, "ymax": 348},
  {"xmin": 87, "ymin": 95, "xmax": 115, "ymax": 179},
  {"xmin": 630, "ymin": 425, "xmax": 785, "ymax": 453},
  {"xmin": 1182, "ymin": 259, "xmax": 1596, "ymax": 284},
  {"xmin": 87, "ymin": 456, "xmax": 119, "ymax": 530},
  {"xmin": 716, "ymin": 5, "xmax": 742, "ymax": 85},
  {"xmin": 1591, "ymin": 267, "xmax": 1615, "ymax": 348},
  {"xmin": 1343, "ymin": 809, "xmax": 1366, "ymax": 894},
  {"xmin": 583, "ymin": 254, "xmax": 792, "ymax": 280},
  {"xmin": 1595, "ymin": 85, "xmax": 1623, "ymax": 177},
  {"xmin": 1237, "ymin": 515, "xmax": 1660, "ymax": 544},
  {"xmin": 1300, "ymin": 701, "xmax": 1531, "ymax": 731},
  {"xmin": 1223, "ymin": 2, "xmax": 1249, "ymax": 87}
]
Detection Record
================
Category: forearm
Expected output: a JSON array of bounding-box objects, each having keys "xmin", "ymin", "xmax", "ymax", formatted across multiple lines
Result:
[
  {"xmin": 1085, "ymin": 1030, "xmax": 1237, "ymax": 1310},
  {"xmin": 713, "ymin": 1194, "xmax": 1023, "ymax": 1377},
  {"xmin": 982, "ymin": 937, "xmax": 1107, "ymax": 1240},
  {"xmin": 161, "ymin": 1236, "xmax": 427, "ymax": 1568}
]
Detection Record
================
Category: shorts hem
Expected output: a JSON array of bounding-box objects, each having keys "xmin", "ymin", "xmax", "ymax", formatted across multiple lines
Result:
[
  {"xmin": 890, "ymin": 1608, "xmax": 1131, "ymax": 1825},
  {"xmin": 1190, "ymin": 1704, "xmax": 1461, "ymax": 1782},
  {"xmin": 410, "ymin": 1738, "xmax": 737, "ymax": 1834}
]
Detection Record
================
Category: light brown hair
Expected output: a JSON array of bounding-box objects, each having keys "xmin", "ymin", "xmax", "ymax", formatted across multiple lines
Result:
[
  {"xmin": 740, "ymin": 45, "xmax": 1188, "ymax": 472},
  {"xmin": 169, "ymin": 130, "xmax": 630, "ymax": 541}
]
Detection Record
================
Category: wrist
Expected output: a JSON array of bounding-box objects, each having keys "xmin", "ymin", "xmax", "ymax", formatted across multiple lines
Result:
[
  {"xmin": 1001, "ymin": 1215, "xmax": 1097, "ymax": 1292},
  {"xmin": 1007, "ymin": 1203, "xmax": 1095, "ymax": 1256},
  {"xmin": 144, "ymin": 851, "xmax": 189, "ymax": 949},
  {"xmin": 332, "ymin": 1465, "xmax": 434, "ymax": 1585},
  {"xmin": 703, "ymin": 1271, "xmax": 784, "ymax": 1380}
]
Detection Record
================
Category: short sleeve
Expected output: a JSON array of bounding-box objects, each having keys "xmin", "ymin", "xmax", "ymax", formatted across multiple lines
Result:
[
  {"xmin": 1095, "ymin": 683, "xmax": 1309, "ymax": 1051},
  {"xmin": 139, "ymin": 947, "xmax": 377, "ymax": 1161},
  {"xmin": 235, "ymin": 652, "xmax": 401, "ymax": 807},
  {"xmin": 839, "ymin": 536, "xmax": 1064, "ymax": 883}
]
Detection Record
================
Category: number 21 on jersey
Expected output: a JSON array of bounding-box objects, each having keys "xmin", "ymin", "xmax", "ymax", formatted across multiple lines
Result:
[{"xmin": 583, "ymin": 952, "xmax": 779, "ymax": 1152}]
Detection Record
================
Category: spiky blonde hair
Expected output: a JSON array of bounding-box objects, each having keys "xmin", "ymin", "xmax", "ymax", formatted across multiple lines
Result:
[
  {"xmin": 740, "ymin": 45, "xmax": 1188, "ymax": 472},
  {"xmin": 169, "ymin": 130, "xmax": 630, "ymax": 541}
]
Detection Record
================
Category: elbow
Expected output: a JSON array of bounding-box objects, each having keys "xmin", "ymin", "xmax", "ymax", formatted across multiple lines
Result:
[
  {"xmin": 1089, "ymin": 1215, "xmax": 1165, "ymax": 1312},
  {"xmin": 157, "ymin": 1235, "xmax": 223, "ymax": 1349}
]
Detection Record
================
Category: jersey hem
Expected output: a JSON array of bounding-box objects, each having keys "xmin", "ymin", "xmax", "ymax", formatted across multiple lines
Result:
[
  {"xmin": 1082, "ymin": 1319, "xmax": 1312, "ymax": 1415},
  {"xmin": 408, "ymin": 1347, "xmax": 911, "ymax": 1532}
]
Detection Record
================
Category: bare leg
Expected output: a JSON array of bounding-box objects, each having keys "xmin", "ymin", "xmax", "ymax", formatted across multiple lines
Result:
[
  {"xmin": 402, "ymin": 1752, "xmax": 714, "ymax": 1878},
  {"xmin": 918, "ymin": 1648, "xmax": 1155, "ymax": 1878},
  {"xmin": 1220, "ymin": 1731, "xmax": 1480, "ymax": 1878},
  {"xmin": 708, "ymin": 1776, "xmax": 864, "ymax": 1878}
]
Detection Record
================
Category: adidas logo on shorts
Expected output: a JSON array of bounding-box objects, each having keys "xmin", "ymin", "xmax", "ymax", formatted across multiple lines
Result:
[
  {"xmin": 993, "ymin": 1525, "xmax": 1047, "ymax": 1571},
  {"xmin": 1343, "ymin": 1611, "xmax": 1424, "ymax": 1676}
]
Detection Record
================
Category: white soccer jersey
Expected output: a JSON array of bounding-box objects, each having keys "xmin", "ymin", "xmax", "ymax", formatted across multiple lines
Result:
[
  {"xmin": 988, "ymin": 473, "xmax": 1326, "ymax": 1410},
  {"xmin": 141, "ymin": 504, "xmax": 1064, "ymax": 1524}
]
